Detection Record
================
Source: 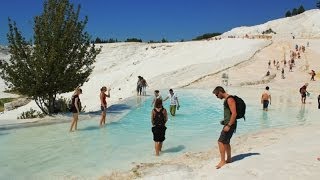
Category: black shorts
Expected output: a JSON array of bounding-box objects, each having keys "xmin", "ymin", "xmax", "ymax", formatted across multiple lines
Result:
[
  {"xmin": 218, "ymin": 124, "xmax": 236, "ymax": 144},
  {"xmin": 263, "ymin": 100, "xmax": 269, "ymax": 109},
  {"xmin": 301, "ymin": 93, "xmax": 306, "ymax": 98},
  {"xmin": 101, "ymin": 106, "xmax": 107, "ymax": 112},
  {"xmin": 152, "ymin": 126, "xmax": 167, "ymax": 142}
]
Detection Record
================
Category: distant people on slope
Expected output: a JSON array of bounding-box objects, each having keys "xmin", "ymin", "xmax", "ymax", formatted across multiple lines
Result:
[
  {"xmin": 318, "ymin": 94, "xmax": 320, "ymax": 109},
  {"xmin": 266, "ymin": 70, "xmax": 270, "ymax": 77},
  {"xmin": 281, "ymin": 68, "xmax": 285, "ymax": 79},
  {"xmin": 310, "ymin": 70, "xmax": 316, "ymax": 81}
]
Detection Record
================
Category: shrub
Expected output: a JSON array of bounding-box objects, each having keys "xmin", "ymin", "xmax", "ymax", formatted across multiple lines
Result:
[
  {"xmin": 0, "ymin": 98, "xmax": 16, "ymax": 112},
  {"xmin": 192, "ymin": 33, "xmax": 221, "ymax": 41},
  {"xmin": 262, "ymin": 28, "xmax": 276, "ymax": 34},
  {"xmin": 18, "ymin": 108, "xmax": 45, "ymax": 119}
]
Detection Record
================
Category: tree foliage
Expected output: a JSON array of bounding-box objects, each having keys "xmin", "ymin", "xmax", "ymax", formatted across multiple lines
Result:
[
  {"xmin": 0, "ymin": 0, "xmax": 101, "ymax": 115},
  {"xmin": 297, "ymin": 5, "xmax": 305, "ymax": 14},
  {"xmin": 285, "ymin": 10, "xmax": 292, "ymax": 17},
  {"xmin": 125, "ymin": 38, "xmax": 142, "ymax": 42},
  {"xmin": 286, "ymin": 5, "xmax": 305, "ymax": 17},
  {"xmin": 93, "ymin": 37, "xmax": 119, "ymax": 43},
  {"xmin": 317, "ymin": 0, "xmax": 320, "ymax": 8},
  {"xmin": 192, "ymin": 32, "xmax": 221, "ymax": 41}
]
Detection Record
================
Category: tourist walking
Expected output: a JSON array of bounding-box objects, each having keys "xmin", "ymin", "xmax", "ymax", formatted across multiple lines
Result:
[
  {"xmin": 141, "ymin": 77, "xmax": 148, "ymax": 96},
  {"xmin": 310, "ymin": 70, "xmax": 316, "ymax": 81},
  {"xmin": 70, "ymin": 88, "xmax": 82, "ymax": 132},
  {"xmin": 261, "ymin": 86, "xmax": 271, "ymax": 111},
  {"xmin": 212, "ymin": 86, "xmax": 238, "ymax": 169},
  {"xmin": 137, "ymin": 76, "xmax": 143, "ymax": 96},
  {"xmin": 100, "ymin": 86, "xmax": 110, "ymax": 127},
  {"xmin": 281, "ymin": 68, "xmax": 285, "ymax": 79},
  {"xmin": 151, "ymin": 99, "xmax": 168, "ymax": 156},
  {"xmin": 300, "ymin": 83, "xmax": 309, "ymax": 104},
  {"xmin": 163, "ymin": 89, "xmax": 180, "ymax": 116},
  {"xmin": 151, "ymin": 90, "xmax": 162, "ymax": 107}
]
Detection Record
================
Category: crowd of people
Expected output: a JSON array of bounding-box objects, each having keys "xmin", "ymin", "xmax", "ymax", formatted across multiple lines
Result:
[{"xmin": 67, "ymin": 42, "xmax": 319, "ymax": 169}]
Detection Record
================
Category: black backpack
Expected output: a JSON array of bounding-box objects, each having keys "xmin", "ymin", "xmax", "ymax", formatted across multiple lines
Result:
[
  {"xmin": 153, "ymin": 108, "xmax": 165, "ymax": 126},
  {"xmin": 225, "ymin": 95, "xmax": 246, "ymax": 120}
]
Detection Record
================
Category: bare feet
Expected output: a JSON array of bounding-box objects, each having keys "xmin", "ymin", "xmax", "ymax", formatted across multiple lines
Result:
[
  {"xmin": 215, "ymin": 161, "xmax": 226, "ymax": 169},
  {"xmin": 226, "ymin": 158, "xmax": 232, "ymax": 163}
]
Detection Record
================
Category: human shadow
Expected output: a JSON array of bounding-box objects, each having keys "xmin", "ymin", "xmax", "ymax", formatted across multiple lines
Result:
[
  {"xmin": 232, "ymin": 152, "xmax": 260, "ymax": 162},
  {"xmin": 162, "ymin": 145, "xmax": 185, "ymax": 153},
  {"xmin": 78, "ymin": 125, "xmax": 100, "ymax": 131},
  {"xmin": 87, "ymin": 104, "xmax": 132, "ymax": 116}
]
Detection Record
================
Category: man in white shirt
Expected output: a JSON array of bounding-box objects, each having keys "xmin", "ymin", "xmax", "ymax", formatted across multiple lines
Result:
[{"xmin": 163, "ymin": 89, "xmax": 180, "ymax": 116}]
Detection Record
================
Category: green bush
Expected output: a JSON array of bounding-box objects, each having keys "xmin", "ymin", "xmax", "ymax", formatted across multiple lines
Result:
[
  {"xmin": 0, "ymin": 98, "xmax": 16, "ymax": 112},
  {"xmin": 192, "ymin": 33, "xmax": 221, "ymax": 41},
  {"xmin": 18, "ymin": 108, "xmax": 45, "ymax": 119},
  {"xmin": 262, "ymin": 28, "xmax": 276, "ymax": 34}
]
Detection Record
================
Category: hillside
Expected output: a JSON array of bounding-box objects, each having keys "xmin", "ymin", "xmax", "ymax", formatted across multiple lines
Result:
[{"xmin": 222, "ymin": 9, "xmax": 320, "ymax": 38}]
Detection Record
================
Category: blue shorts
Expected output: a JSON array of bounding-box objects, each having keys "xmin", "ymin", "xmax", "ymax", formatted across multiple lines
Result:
[{"xmin": 263, "ymin": 100, "xmax": 269, "ymax": 109}]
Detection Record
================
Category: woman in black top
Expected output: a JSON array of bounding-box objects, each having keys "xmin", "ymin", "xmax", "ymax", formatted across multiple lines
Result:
[
  {"xmin": 70, "ymin": 88, "xmax": 82, "ymax": 132},
  {"xmin": 151, "ymin": 98, "xmax": 168, "ymax": 156}
]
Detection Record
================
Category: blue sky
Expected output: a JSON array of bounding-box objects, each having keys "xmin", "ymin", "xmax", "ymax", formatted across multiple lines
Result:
[{"xmin": 0, "ymin": 0, "xmax": 316, "ymax": 44}]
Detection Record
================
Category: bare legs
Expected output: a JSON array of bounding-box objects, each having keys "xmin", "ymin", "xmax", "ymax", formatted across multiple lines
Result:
[
  {"xmin": 100, "ymin": 111, "xmax": 106, "ymax": 127},
  {"xmin": 216, "ymin": 141, "xmax": 232, "ymax": 169},
  {"xmin": 154, "ymin": 142, "xmax": 163, "ymax": 156},
  {"xmin": 70, "ymin": 113, "xmax": 79, "ymax": 132}
]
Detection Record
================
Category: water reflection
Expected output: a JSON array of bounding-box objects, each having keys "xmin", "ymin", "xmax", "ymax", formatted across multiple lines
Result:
[
  {"xmin": 297, "ymin": 104, "xmax": 306, "ymax": 123},
  {"xmin": 261, "ymin": 111, "xmax": 270, "ymax": 128}
]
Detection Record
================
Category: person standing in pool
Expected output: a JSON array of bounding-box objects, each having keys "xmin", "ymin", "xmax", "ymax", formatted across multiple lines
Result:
[
  {"xmin": 213, "ymin": 86, "xmax": 237, "ymax": 169},
  {"xmin": 163, "ymin": 89, "xmax": 180, "ymax": 116},
  {"xmin": 151, "ymin": 90, "xmax": 162, "ymax": 108},
  {"xmin": 70, "ymin": 88, "xmax": 82, "ymax": 132},
  {"xmin": 100, "ymin": 86, "xmax": 111, "ymax": 127},
  {"xmin": 300, "ymin": 83, "xmax": 309, "ymax": 104},
  {"xmin": 261, "ymin": 86, "xmax": 271, "ymax": 111},
  {"xmin": 151, "ymin": 98, "xmax": 168, "ymax": 156}
]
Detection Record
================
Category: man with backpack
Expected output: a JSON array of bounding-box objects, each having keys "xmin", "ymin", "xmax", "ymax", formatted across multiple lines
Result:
[{"xmin": 213, "ymin": 86, "xmax": 246, "ymax": 169}]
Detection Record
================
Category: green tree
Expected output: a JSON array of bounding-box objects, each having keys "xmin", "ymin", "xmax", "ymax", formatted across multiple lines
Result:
[
  {"xmin": 0, "ymin": 0, "xmax": 101, "ymax": 115},
  {"xmin": 192, "ymin": 32, "xmax": 221, "ymax": 41},
  {"xmin": 297, "ymin": 5, "xmax": 305, "ymax": 14},
  {"xmin": 291, "ymin": 8, "xmax": 298, "ymax": 16},
  {"xmin": 125, "ymin": 38, "xmax": 142, "ymax": 42},
  {"xmin": 317, "ymin": 0, "xmax": 320, "ymax": 8},
  {"xmin": 285, "ymin": 10, "xmax": 292, "ymax": 17},
  {"xmin": 95, "ymin": 37, "xmax": 102, "ymax": 43},
  {"xmin": 161, "ymin": 38, "xmax": 168, "ymax": 43}
]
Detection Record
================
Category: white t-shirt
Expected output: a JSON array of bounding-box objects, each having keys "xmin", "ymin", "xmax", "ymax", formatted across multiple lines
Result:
[{"xmin": 167, "ymin": 93, "xmax": 178, "ymax": 105}]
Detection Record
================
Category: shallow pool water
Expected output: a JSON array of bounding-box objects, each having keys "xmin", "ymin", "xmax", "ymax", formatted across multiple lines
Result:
[{"xmin": 0, "ymin": 88, "xmax": 318, "ymax": 179}]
